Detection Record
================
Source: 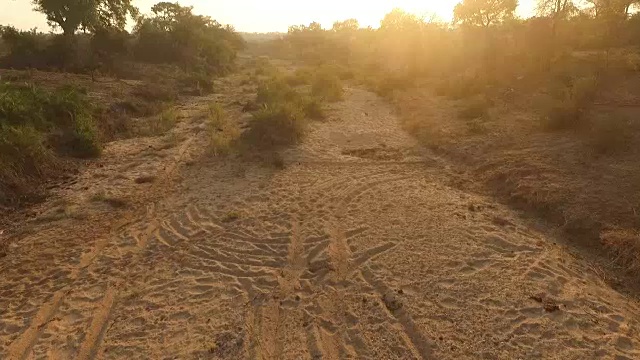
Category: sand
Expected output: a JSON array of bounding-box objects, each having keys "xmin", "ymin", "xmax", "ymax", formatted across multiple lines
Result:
[{"xmin": 1, "ymin": 69, "xmax": 639, "ymax": 359}]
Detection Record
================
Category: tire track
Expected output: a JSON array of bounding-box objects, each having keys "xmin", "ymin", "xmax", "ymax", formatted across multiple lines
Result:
[
  {"xmin": 361, "ymin": 266, "xmax": 432, "ymax": 359},
  {"xmin": 6, "ymin": 290, "xmax": 67, "ymax": 360},
  {"xmin": 76, "ymin": 287, "xmax": 118, "ymax": 360}
]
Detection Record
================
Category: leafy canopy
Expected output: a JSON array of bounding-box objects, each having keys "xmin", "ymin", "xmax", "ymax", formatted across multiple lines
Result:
[
  {"xmin": 454, "ymin": 0, "xmax": 518, "ymax": 27},
  {"xmin": 32, "ymin": 0, "xmax": 138, "ymax": 35}
]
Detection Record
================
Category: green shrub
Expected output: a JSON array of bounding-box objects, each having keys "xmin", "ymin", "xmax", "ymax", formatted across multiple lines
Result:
[
  {"xmin": 301, "ymin": 96, "xmax": 325, "ymax": 120},
  {"xmin": 133, "ymin": 3, "xmax": 244, "ymax": 75},
  {"xmin": 246, "ymin": 103, "xmax": 306, "ymax": 147},
  {"xmin": 0, "ymin": 83, "xmax": 100, "ymax": 158},
  {"xmin": 286, "ymin": 68, "xmax": 314, "ymax": 86},
  {"xmin": 0, "ymin": 27, "xmax": 47, "ymax": 68},
  {"xmin": 0, "ymin": 125, "xmax": 52, "ymax": 177},
  {"xmin": 311, "ymin": 72, "xmax": 343, "ymax": 101},
  {"xmin": 458, "ymin": 97, "xmax": 490, "ymax": 120},
  {"xmin": 256, "ymin": 77, "xmax": 299, "ymax": 106}
]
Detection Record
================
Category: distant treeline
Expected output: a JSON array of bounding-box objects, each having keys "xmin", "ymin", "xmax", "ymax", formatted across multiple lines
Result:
[
  {"xmin": 269, "ymin": 1, "xmax": 640, "ymax": 83},
  {"xmin": 0, "ymin": 2, "xmax": 246, "ymax": 75}
]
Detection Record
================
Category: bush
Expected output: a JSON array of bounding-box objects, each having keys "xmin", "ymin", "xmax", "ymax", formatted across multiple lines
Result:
[
  {"xmin": 0, "ymin": 27, "xmax": 48, "ymax": 69},
  {"xmin": 0, "ymin": 83, "xmax": 101, "ymax": 202},
  {"xmin": 0, "ymin": 27, "xmax": 90, "ymax": 71},
  {"xmin": 180, "ymin": 72, "xmax": 215, "ymax": 95},
  {"xmin": 286, "ymin": 68, "xmax": 314, "ymax": 86},
  {"xmin": 458, "ymin": 97, "xmax": 490, "ymax": 120},
  {"xmin": 543, "ymin": 76, "xmax": 599, "ymax": 131},
  {"xmin": 257, "ymin": 77, "xmax": 326, "ymax": 120},
  {"xmin": 146, "ymin": 108, "xmax": 177, "ymax": 135},
  {"xmin": 246, "ymin": 103, "xmax": 306, "ymax": 148},
  {"xmin": 133, "ymin": 3, "xmax": 244, "ymax": 75},
  {"xmin": 311, "ymin": 71, "xmax": 343, "ymax": 101},
  {"xmin": 374, "ymin": 74, "xmax": 415, "ymax": 98},
  {"xmin": 256, "ymin": 78, "xmax": 299, "ymax": 106},
  {"xmin": 301, "ymin": 96, "xmax": 325, "ymax": 120},
  {"xmin": 0, "ymin": 83, "xmax": 100, "ymax": 158},
  {"xmin": 0, "ymin": 125, "xmax": 52, "ymax": 179},
  {"xmin": 90, "ymin": 28, "xmax": 131, "ymax": 71}
]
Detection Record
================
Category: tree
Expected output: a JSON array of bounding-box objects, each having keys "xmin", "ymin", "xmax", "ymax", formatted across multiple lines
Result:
[
  {"xmin": 133, "ymin": 2, "xmax": 244, "ymax": 73},
  {"xmin": 380, "ymin": 8, "xmax": 423, "ymax": 31},
  {"xmin": 585, "ymin": 0, "xmax": 640, "ymax": 19},
  {"xmin": 536, "ymin": 0, "xmax": 577, "ymax": 19},
  {"xmin": 453, "ymin": 0, "xmax": 518, "ymax": 27},
  {"xmin": 32, "ymin": 0, "xmax": 137, "ymax": 36},
  {"xmin": 332, "ymin": 19, "xmax": 359, "ymax": 32}
]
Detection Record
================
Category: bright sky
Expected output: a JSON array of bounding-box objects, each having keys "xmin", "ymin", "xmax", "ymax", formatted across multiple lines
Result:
[{"xmin": 0, "ymin": 0, "xmax": 537, "ymax": 33}]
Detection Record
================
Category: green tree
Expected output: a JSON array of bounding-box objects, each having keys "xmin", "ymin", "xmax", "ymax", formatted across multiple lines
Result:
[
  {"xmin": 453, "ymin": 0, "xmax": 518, "ymax": 27},
  {"xmin": 332, "ymin": 19, "xmax": 359, "ymax": 32},
  {"xmin": 134, "ymin": 2, "xmax": 244, "ymax": 73},
  {"xmin": 585, "ymin": 0, "xmax": 639, "ymax": 19},
  {"xmin": 380, "ymin": 8, "xmax": 423, "ymax": 31},
  {"xmin": 32, "ymin": 0, "xmax": 137, "ymax": 36}
]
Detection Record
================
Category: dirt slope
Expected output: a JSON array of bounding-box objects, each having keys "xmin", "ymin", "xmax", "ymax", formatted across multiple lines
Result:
[{"xmin": 1, "ymin": 77, "xmax": 640, "ymax": 359}]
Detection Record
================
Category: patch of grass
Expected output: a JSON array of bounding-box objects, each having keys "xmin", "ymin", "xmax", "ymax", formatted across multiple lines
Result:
[
  {"xmin": 147, "ymin": 108, "xmax": 177, "ymax": 135},
  {"xmin": 601, "ymin": 229, "xmax": 640, "ymax": 275},
  {"xmin": 222, "ymin": 211, "xmax": 240, "ymax": 222},
  {"xmin": 36, "ymin": 203, "xmax": 87, "ymax": 223},
  {"xmin": 207, "ymin": 102, "xmax": 239, "ymax": 156},
  {"xmin": 90, "ymin": 191, "xmax": 128, "ymax": 208},
  {"xmin": 180, "ymin": 72, "xmax": 215, "ymax": 95}
]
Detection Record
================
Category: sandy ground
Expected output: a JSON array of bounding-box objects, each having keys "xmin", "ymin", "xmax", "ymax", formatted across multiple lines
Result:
[{"xmin": 1, "ymin": 70, "xmax": 640, "ymax": 359}]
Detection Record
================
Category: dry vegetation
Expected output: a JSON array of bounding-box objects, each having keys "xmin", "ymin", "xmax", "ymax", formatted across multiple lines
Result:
[
  {"xmin": 261, "ymin": 1, "xmax": 640, "ymax": 277},
  {"xmin": 0, "ymin": 2, "xmax": 245, "ymax": 209}
]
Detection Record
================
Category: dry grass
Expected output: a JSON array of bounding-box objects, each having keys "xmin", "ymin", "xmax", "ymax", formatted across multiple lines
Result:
[
  {"xmin": 393, "ymin": 66, "xmax": 640, "ymax": 276},
  {"xmin": 90, "ymin": 191, "xmax": 129, "ymax": 208},
  {"xmin": 207, "ymin": 102, "xmax": 240, "ymax": 156},
  {"xmin": 601, "ymin": 229, "xmax": 640, "ymax": 274}
]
